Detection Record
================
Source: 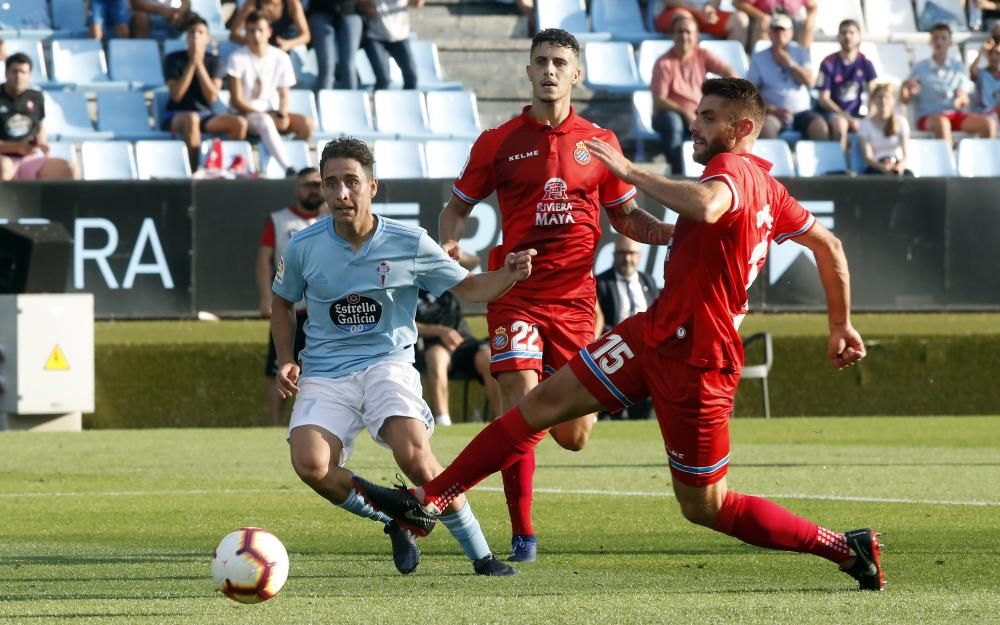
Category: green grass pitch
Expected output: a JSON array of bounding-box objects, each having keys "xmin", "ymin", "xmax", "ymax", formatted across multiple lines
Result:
[{"xmin": 2, "ymin": 416, "xmax": 999, "ymax": 624}]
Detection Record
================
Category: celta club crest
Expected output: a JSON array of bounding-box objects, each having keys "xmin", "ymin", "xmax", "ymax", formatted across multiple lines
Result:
[
  {"xmin": 376, "ymin": 261, "xmax": 391, "ymax": 287},
  {"xmin": 493, "ymin": 326, "xmax": 509, "ymax": 350},
  {"xmin": 541, "ymin": 177, "xmax": 569, "ymax": 201},
  {"xmin": 573, "ymin": 141, "xmax": 591, "ymax": 165}
]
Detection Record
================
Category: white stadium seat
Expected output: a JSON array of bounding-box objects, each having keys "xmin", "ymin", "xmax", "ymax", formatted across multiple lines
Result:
[
  {"xmin": 583, "ymin": 42, "xmax": 644, "ymax": 93},
  {"xmin": 906, "ymin": 138, "xmax": 958, "ymax": 177},
  {"xmin": 591, "ymin": 0, "xmax": 653, "ymax": 42},
  {"xmin": 424, "ymin": 140, "xmax": 473, "ymax": 179},
  {"xmin": 373, "ymin": 140, "xmax": 427, "ymax": 179},
  {"xmin": 261, "ymin": 140, "xmax": 313, "ymax": 179},
  {"xmin": 373, "ymin": 90, "xmax": 438, "ymax": 140},
  {"xmin": 795, "ymin": 141, "xmax": 849, "ymax": 176},
  {"xmin": 135, "ymin": 140, "xmax": 193, "ymax": 179},
  {"xmin": 865, "ymin": 0, "xmax": 918, "ymax": 36},
  {"xmin": 80, "ymin": 141, "xmax": 138, "ymax": 180},
  {"xmin": 44, "ymin": 91, "xmax": 116, "ymax": 142},
  {"xmin": 637, "ymin": 39, "xmax": 674, "ymax": 86},
  {"xmin": 425, "ymin": 91, "xmax": 482, "ymax": 141},
  {"xmin": 956, "ymin": 139, "xmax": 1000, "ymax": 177},
  {"xmin": 751, "ymin": 139, "xmax": 796, "ymax": 177},
  {"xmin": 316, "ymin": 90, "xmax": 392, "ymax": 141}
]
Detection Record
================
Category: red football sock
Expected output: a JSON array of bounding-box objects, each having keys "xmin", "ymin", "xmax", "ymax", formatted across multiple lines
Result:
[
  {"xmin": 713, "ymin": 490, "xmax": 851, "ymax": 564},
  {"xmin": 419, "ymin": 407, "xmax": 546, "ymax": 510},
  {"xmin": 502, "ymin": 452, "xmax": 536, "ymax": 536}
]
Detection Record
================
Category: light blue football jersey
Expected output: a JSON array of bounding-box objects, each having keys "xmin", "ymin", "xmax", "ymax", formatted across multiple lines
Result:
[{"xmin": 273, "ymin": 215, "xmax": 469, "ymax": 378}]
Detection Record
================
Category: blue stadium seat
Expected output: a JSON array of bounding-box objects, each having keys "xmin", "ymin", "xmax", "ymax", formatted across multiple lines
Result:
[
  {"xmin": 373, "ymin": 90, "xmax": 438, "ymax": 140},
  {"xmin": 289, "ymin": 45, "xmax": 319, "ymax": 91},
  {"xmin": 751, "ymin": 139, "xmax": 797, "ymax": 177},
  {"xmin": 425, "ymin": 91, "xmax": 482, "ymax": 140},
  {"xmin": 373, "ymin": 140, "xmax": 427, "ymax": 179},
  {"xmin": 424, "ymin": 140, "xmax": 472, "ymax": 179},
  {"xmin": 701, "ymin": 40, "xmax": 750, "ymax": 78},
  {"xmin": 583, "ymin": 42, "xmax": 644, "ymax": 93},
  {"xmin": 410, "ymin": 40, "xmax": 463, "ymax": 91},
  {"xmin": 189, "ymin": 0, "xmax": 228, "ymax": 37},
  {"xmin": 43, "ymin": 91, "xmax": 115, "ymax": 141},
  {"xmin": 51, "ymin": 40, "xmax": 130, "ymax": 91},
  {"xmin": 316, "ymin": 89, "xmax": 392, "ymax": 141},
  {"xmin": 50, "ymin": 0, "xmax": 88, "ymax": 38},
  {"xmin": 163, "ymin": 38, "xmax": 188, "ymax": 57},
  {"xmin": 135, "ymin": 140, "xmax": 192, "ymax": 179},
  {"xmin": 536, "ymin": 0, "xmax": 610, "ymax": 41},
  {"xmin": 956, "ymin": 139, "xmax": 1000, "ymax": 177},
  {"xmin": 637, "ymin": 39, "xmax": 674, "ymax": 85},
  {"xmin": 591, "ymin": 0, "xmax": 654, "ymax": 42},
  {"xmin": 904, "ymin": 138, "xmax": 958, "ymax": 177},
  {"xmin": 630, "ymin": 90, "xmax": 659, "ymax": 162},
  {"xmin": 914, "ymin": 0, "xmax": 968, "ymax": 30},
  {"xmin": 865, "ymin": 0, "xmax": 917, "ymax": 36},
  {"xmin": 0, "ymin": 0, "xmax": 55, "ymax": 39},
  {"xmin": 80, "ymin": 141, "xmax": 138, "ymax": 180},
  {"xmin": 199, "ymin": 140, "xmax": 257, "ymax": 175},
  {"xmin": 681, "ymin": 141, "xmax": 703, "ymax": 178},
  {"xmin": 260, "ymin": 140, "xmax": 313, "ymax": 179},
  {"xmin": 4, "ymin": 39, "xmax": 54, "ymax": 88},
  {"xmin": 97, "ymin": 92, "xmax": 171, "ymax": 141},
  {"xmin": 355, "ymin": 51, "xmax": 378, "ymax": 90},
  {"xmin": 109, "ymin": 39, "xmax": 165, "ymax": 91},
  {"xmin": 795, "ymin": 141, "xmax": 849, "ymax": 176}
]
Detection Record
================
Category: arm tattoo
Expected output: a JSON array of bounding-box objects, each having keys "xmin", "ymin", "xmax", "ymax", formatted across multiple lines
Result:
[{"xmin": 607, "ymin": 200, "xmax": 675, "ymax": 245}]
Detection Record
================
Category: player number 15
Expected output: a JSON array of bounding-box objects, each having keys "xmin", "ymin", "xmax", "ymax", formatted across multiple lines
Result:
[{"xmin": 590, "ymin": 333, "xmax": 634, "ymax": 375}]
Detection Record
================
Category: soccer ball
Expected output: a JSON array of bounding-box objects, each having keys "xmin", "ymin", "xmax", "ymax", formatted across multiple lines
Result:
[{"xmin": 211, "ymin": 527, "xmax": 289, "ymax": 604}]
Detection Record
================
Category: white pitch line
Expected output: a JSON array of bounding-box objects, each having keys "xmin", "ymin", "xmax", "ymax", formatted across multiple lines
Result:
[{"xmin": 1, "ymin": 485, "xmax": 998, "ymax": 507}]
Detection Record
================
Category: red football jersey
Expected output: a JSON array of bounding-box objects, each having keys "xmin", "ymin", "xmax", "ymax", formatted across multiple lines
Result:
[
  {"xmin": 453, "ymin": 106, "xmax": 637, "ymax": 301},
  {"xmin": 644, "ymin": 152, "xmax": 815, "ymax": 370}
]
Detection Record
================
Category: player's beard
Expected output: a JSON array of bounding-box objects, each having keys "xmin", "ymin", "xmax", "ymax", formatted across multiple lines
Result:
[
  {"xmin": 299, "ymin": 194, "xmax": 325, "ymax": 212},
  {"xmin": 693, "ymin": 132, "xmax": 737, "ymax": 165}
]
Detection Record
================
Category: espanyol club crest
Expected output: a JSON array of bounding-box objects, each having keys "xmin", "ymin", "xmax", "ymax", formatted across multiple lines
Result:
[
  {"xmin": 376, "ymin": 261, "xmax": 391, "ymax": 287},
  {"xmin": 493, "ymin": 326, "xmax": 509, "ymax": 350},
  {"xmin": 573, "ymin": 141, "xmax": 591, "ymax": 165}
]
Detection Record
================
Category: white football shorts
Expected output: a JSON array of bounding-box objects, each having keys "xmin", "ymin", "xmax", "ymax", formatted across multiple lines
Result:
[{"xmin": 288, "ymin": 360, "xmax": 434, "ymax": 465}]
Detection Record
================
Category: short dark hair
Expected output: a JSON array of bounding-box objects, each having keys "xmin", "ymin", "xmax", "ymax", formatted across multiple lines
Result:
[
  {"xmin": 245, "ymin": 10, "xmax": 271, "ymax": 27},
  {"xmin": 838, "ymin": 18, "xmax": 861, "ymax": 32},
  {"xmin": 319, "ymin": 137, "xmax": 375, "ymax": 177},
  {"xmin": 296, "ymin": 166, "xmax": 319, "ymax": 178},
  {"xmin": 5, "ymin": 52, "xmax": 32, "ymax": 71},
  {"xmin": 186, "ymin": 13, "xmax": 209, "ymax": 31},
  {"xmin": 701, "ymin": 77, "xmax": 765, "ymax": 134},
  {"xmin": 930, "ymin": 22, "xmax": 952, "ymax": 35},
  {"xmin": 530, "ymin": 28, "xmax": 580, "ymax": 58}
]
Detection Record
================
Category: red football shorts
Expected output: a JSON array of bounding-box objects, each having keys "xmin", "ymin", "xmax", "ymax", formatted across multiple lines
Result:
[
  {"xmin": 655, "ymin": 7, "xmax": 731, "ymax": 39},
  {"xmin": 917, "ymin": 111, "xmax": 971, "ymax": 131},
  {"xmin": 568, "ymin": 312, "xmax": 739, "ymax": 487},
  {"xmin": 487, "ymin": 296, "xmax": 595, "ymax": 379}
]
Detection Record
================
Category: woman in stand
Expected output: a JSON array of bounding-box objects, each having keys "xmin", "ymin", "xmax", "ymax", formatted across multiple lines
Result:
[{"xmin": 857, "ymin": 82, "xmax": 913, "ymax": 176}]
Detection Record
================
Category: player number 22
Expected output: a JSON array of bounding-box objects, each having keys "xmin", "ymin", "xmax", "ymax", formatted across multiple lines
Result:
[
  {"xmin": 510, "ymin": 321, "xmax": 541, "ymax": 352},
  {"xmin": 590, "ymin": 333, "xmax": 634, "ymax": 375}
]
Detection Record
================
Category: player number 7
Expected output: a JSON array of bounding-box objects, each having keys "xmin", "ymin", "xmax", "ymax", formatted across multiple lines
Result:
[{"xmin": 590, "ymin": 333, "xmax": 634, "ymax": 375}]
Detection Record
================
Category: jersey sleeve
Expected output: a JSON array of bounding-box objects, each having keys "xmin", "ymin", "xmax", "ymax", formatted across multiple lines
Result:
[
  {"xmin": 816, "ymin": 56, "xmax": 833, "ymax": 91},
  {"xmin": 772, "ymin": 189, "xmax": 816, "ymax": 245},
  {"xmin": 698, "ymin": 152, "xmax": 745, "ymax": 214},
  {"xmin": 451, "ymin": 131, "xmax": 497, "ymax": 205},
  {"xmin": 272, "ymin": 236, "xmax": 306, "ymax": 301},
  {"xmin": 863, "ymin": 57, "xmax": 877, "ymax": 82},
  {"xmin": 259, "ymin": 217, "xmax": 276, "ymax": 247},
  {"xmin": 598, "ymin": 132, "xmax": 638, "ymax": 208},
  {"xmin": 413, "ymin": 231, "xmax": 470, "ymax": 296}
]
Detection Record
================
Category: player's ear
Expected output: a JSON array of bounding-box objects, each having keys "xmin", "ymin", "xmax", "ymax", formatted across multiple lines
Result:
[
  {"xmin": 734, "ymin": 117, "xmax": 755, "ymax": 140},
  {"xmin": 369, "ymin": 174, "xmax": 378, "ymax": 199}
]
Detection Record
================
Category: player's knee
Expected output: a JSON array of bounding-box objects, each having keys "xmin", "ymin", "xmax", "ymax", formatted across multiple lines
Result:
[
  {"xmin": 290, "ymin": 452, "xmax": 328, "ymax": 486},
  {"xmin": 0, "ymin": 156, "xmax": 15, "ymax": 180},
  {"xmin": 676, "ymin": 497, "xmax": 720, "ymax": 527},
  {"xmin": 553, "ymin": 428, "xmax": 588, "ymax": 452}
]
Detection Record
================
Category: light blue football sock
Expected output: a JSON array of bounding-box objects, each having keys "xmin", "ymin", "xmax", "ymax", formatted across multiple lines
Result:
[
  {"xmin": 338, "ymin": 488, "xmax": 391, "ymax": 524},
  {"xmin": 440, "ymin": 501, "xmax": 491, "ymax": 561}
]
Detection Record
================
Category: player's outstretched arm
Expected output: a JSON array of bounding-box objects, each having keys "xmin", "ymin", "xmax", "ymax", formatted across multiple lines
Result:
[
  {"xmin": 450, "ymin": 249, "xmax": 537, "ymax": 303},
  {"xmin": 585, "ymin": 137, "xmax": 732, "ymax": 224},
  {"xmin": 270, "ymin": 295, "xmax": 301, "ymax": 398},
  {"xmin": 793, "ymin": 221, "xmax": 866, "ymax": 370},
  {"xmin": 606, "ymin": 199, "xmax": 675, "ymax": 245},
  {"xmin": 439, "ymin": 195, "xmax": 475, "ymax": 260}
]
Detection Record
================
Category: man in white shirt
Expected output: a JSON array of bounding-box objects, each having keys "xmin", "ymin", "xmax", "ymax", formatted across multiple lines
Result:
[{"xmin": 227, "ymin": 10, "xmax": 314, "ymax": 175}]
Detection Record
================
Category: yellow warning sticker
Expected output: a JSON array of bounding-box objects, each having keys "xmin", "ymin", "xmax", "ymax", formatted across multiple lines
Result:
[{"xmin": 44, "ymin": 345, "xmax": 70, "ymax": 371}]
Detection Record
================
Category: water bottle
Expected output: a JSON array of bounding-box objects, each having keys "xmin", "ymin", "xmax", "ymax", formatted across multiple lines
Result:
[{"xmin": 970, "ymin": 2, "xmax": 984, "ymax": 31}]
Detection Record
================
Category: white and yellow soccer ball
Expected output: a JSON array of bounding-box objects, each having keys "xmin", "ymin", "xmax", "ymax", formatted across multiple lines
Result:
[{"xmin": 211, "ymin": 527, "xmax": 289, "ymax": 604}]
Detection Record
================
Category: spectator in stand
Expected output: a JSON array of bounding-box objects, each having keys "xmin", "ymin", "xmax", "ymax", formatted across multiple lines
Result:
[
  {"xmin": 968, "ymin": 23, "xmax": 1000, "ymax": 82},
  {"xmin": 0, "ymin": 53, "xmax": 78, "ymax": 181},
  {"xmin": 131, "ymin": 0, "xmax": 191, "ymax": 39},
  {"xmin": 816, "ymin": 19, "xmax": 877, "ymax": 153},
  {"xmin": 359, "ymin": 0, "xmax": 424, "ymax": 90},
  {"xmin": 976, "ymin": 43, "xmax": 1000, "ymax": 119},
  {"xmin": 650, "ymin": 13, "xmax": 738, "ymax": 174},
  {"xmin": 307, "ymin": 0, "xmax": 363, "ymax": 90},
  {"xmin": 901, "ymin": 23, "xmax": 997, "ymax": 146},
  {"xmin": 227, "ymin": 11, "xmax": 314, "ymax": 177},
  {"xmin": 652, "ymin": 0, "xmax": 749, "ymax": 44},
  {"xmin": 230, "ymin": 0, "xmax": 311, "ymax": 52},
  {"xmin": 971, "ymin": 0, "xmax": 1000, "ymax": 31},
  {"xmin": 747, "ymin": 13, "xmax": 828, "ymax": 140},
  {"xmin": 733, "ymin": 0, "xmax": 816, "ymax": 50},
  {"xmin": 162, "ymin": 15, "xmax": 249, "ymax": 172},
  {"xmin": 858, "ymin": 82, "xmax": 912, "ymax": 176},
  {"xmin": 87, "ymin": 0, "xmax": 131, "ymax": 40}
]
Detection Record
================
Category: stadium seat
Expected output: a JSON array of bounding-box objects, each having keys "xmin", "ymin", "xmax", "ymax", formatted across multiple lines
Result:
[
  {"xmin": 751, "ymin": 139, "xmax": 796, "ymax": 177},
  {"xmin": 681, "ymin": 141, "xmax": 704, "ymax": 177},
  {"xmin": 591, "ymin": 0, "xmax": 654, "ymax": 43},
  {"xmin": 135, "ymin": 140, "xmax": 192, "ymax": 179},
  {"xmin": 316, "ymin": 89, "xmax": 392, "ymax": 141},
  {"xmin": 260, "ymin": 140, "xmax": 313, "ymax": 179},
  {"xmin": 808, "ymin": 41, "xmax": 841, "ymax": 76},
  {"xmin": 739, "ymin": 332, "xmax": 773, "ymax": 419},
  {"xmin": 51, "ymin": 40, "xmax": 130, "ymax": 91},
  {"xmin": 188, "ymin": 0, "xmax": 228, "ymax": 37},
  {"xmin": 795, "ymin": 141, "xmax": 849, "ymax": 176},
  {"xmin": 411, "ymin": 40, "xmax": 463, "ymax": 91},
  {"xmin": 372, "ymin": 140, "xmax": 426, "ymax": 179},
  {"xmin": 355, "ymin": 51, "xmax": 378, "ymax": 90},
  {"xmin": 109, "ymin": 39, "xmax": 166, "ymax": 91},
  {"xmin": 50, "ymin": 0, "xmax": 89, "ymax": 37},
  {"xmin": 4, "ymin": 39, "xmax": 53, "ymax": 88},
  {"xmin": 163, "ymin": 38, "xmax": 188, "ymax": 57},
  {"xmin": 956, "ymin": 139, "xmax": 1000, "ymax": 177},
  {"xmin": 906, "ymin": 138, "xmax": 958, "ymax": 176},
  {"xmin": 914, "ymin": 0, "xmax": 967, "ymax": 30},
  {"xmin": 871, "ymin": 43, "xmax": 910, "ymax": 85},
  {"xmin": 287, "ymin": 89, "xmax": 319, "ymax": 129},
  {"xmin": 47, "ymin": 141, "xmax": 78, "ymax": 169},
  {"xmin": 865, "ymin": 0, "xmax": 918, "ymax": 36},
  {"xmin": 424, "ymin": 140, "xmax": 473, "ymax": 179},
  {"xmin": 583, "ymin": 42, "xmax": 644, "ymax": 93},
  {"xmin": 535, "ymin": 0, "xmax": 610, "ymax": 41},
  {"xmin": 0, "ymin": 0, "xmax": 55, "ymax": 38},
  {"xmin": 373, "ymin": 90, "xmax": 438, "ymax": 140},
  {"xmin": 814, "ymin": 0, "xmax": 865, "ymax": 37},
  {"xmin": 43, "ymin": 91, "xmax": 115, "ymax": 142},
  {"xmin": 199, "ymin": 140, "xmax": 257, "ymax": 175},
  {"xmin": 97, "ymin": 92, "xmax": 171, "ymax": 141},
  {"xmin": 80, "ymin": 141, "xmax": 138, "ymax": 180},
  {"xmin": 637, "ymin": 39, "xmax": 674, "ymax": 85},
  {"xmin": 425, "ymin": 91, "xmax": 482, "ymax": 140},
  {"xmin": 701, "ymin": 40, "xmax": 750, "ymax": 78},
  {"xmin": 289, "ymin": 45, "xmax": 319, "ymax": 91},
  {"xmin": 630, "ymin": 90, "xmax": 659, "ymax": 163}
]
